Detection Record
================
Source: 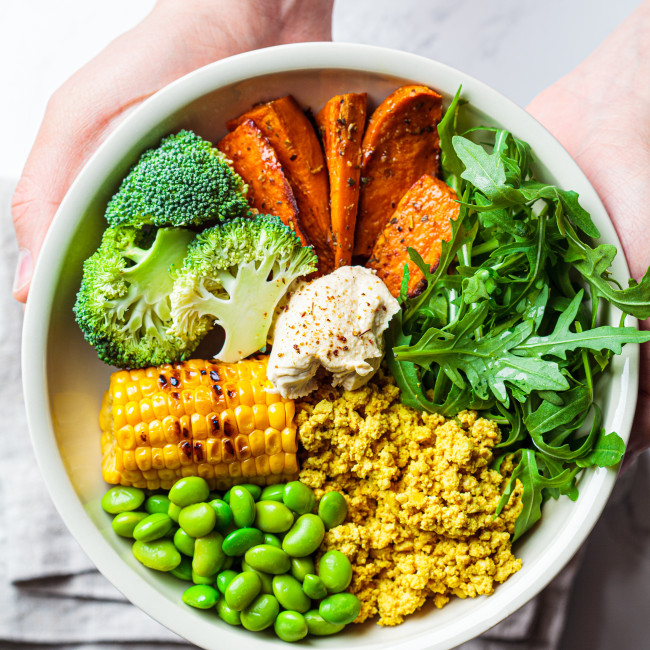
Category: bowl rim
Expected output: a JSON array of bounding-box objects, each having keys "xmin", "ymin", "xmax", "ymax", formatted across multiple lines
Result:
[{"xmin": 22, "ymin": 41, "xmax": 638, "ymax": 650}]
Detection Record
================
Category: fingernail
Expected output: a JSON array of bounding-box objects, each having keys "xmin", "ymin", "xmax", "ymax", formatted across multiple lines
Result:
[{"xmin": 13, "ymin": 248, "xmax": 33, "ymax": 295}]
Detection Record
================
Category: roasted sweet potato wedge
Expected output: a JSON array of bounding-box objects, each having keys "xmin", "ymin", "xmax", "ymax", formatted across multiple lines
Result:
[
  {"xmin": 217, "ymin": 120, "xmax": 309, "ymax": 245},
  {"xmin": 316, "ymin": 93, "xmax": 367, "ymax": 268},
  {"xmin": 354, "ymin": 85, "xmax": 443, "ymax": 256},
  {"xmin": 227, "ymin": 96, "xmax": 333, "ymax": 272},
  {"xmin": 366, "ymin": 174, "xmax": 459, "ymax": 298}
]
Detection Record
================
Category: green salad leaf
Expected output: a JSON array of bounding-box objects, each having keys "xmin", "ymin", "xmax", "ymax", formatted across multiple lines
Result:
[{"xmin": 387, "ymin": 88, "xmax": 650, "ymax": 539}]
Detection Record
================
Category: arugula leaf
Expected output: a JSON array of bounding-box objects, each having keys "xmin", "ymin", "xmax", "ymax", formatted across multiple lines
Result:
[{"xmin": 576, "ymin": 430, "xmax": 626, "ymax": 468}]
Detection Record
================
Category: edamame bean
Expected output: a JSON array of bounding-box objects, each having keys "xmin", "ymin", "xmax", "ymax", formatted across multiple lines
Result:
[
  {"xmin": 216, "ymin": 569, "xmax": 238, "ymax": 595},
  {"xmin": 304, "ymin": 610, "xmax": 345, "ymax": 636},
  {"xmin": 240, "ymin": 484, "xmax": 262, "ymax": 501},
  {"xmin": 254, "ymin": 500, "xmax": 294, "ymax": 533},
  {"xmin": 264, "ymin": 533, "xmax": 281, "ymax": 548},
  {"xmin": 173, "ymin": 528, "xmax": 196, "ymax": 557},
  {"xmin": 230, "ymin": 486, "xmax": 256, "ymax": 528},
  {"xmin": 244, "ymin": 544, "xmax": 291, "ymax": 575},
  {"xmin": 217, "ymin": 598, "xmax": 242, "ymax": 626},
  {"xmin": 168, "ymin": 502, "xmax": 182, "ymax": 523},
  {"xmin": 192, "ymin": 570, "xmax": 215, "ymax": 585},
  {"xmin": 241, "ymin": 560, "xmax": 274, "ymax": 594},
  {"xmin": 260, "ymin": 484, "xmax": 285, "ymax": 502},
  {"xmin": 209, "ymin": 499, "xmax": 233, "ymax": 531},
  {"xmin": 272, "ymin": 574, "xmax": 311, "ymax": 613},
  {"xmin": 274, "ymin": 610, "xmax": 308, "ymax": 643},
  {"xmin": 112, "ymin": 511, "xmax": 148, "ymax": 538},
  {"xmin": 101, "ymin": 486, "xmax": 145, "ymax": 514},
  {"xmin": 145, "ymin": 494, "xmax": 171, "ymax": 515},
  {"xmin": 133, "ymin": 539, "xmax": 181, "ymax": 572},
  {"xmin": 240, "ymin": 594, "xmax": 280, "ymax": 632},
  {"xmin": 182, "ymin": 584, "xmax": 219, "ymax": 609},
  {"xmin": 282, "ymin": 514, "xmax": 325, "ymax": 557},
  {"xmin": 318, "ymin": 491, "xmax": 347, "ymax": 529},
  {"xmin": 223, "ymin": 488, "xmax": 231, "ymax": 503},
  {"xmin": 178, "ymin": 502, "xmax": 216, "ymax": 537},
  {"xmin": 283, "ymin": 481, "xmax": 316, "ymax": 515},
  {"xmin": 193, "ymin": 532, "xmax": 225, "ymax": 577},
  {"xmin": 318, "ymin": 550, "xmax": 352, "ymax": 593},
  {"xmin": 303, "ymin": 574, "xmax": 327, "ymax": 599},
  {"xmin": 168, "ymin": 476, "xmax": 210, "ymax": 507},
  {"xmin": 290, "ymin": 556, "xmax": 315, "ymax": 583},
  {"xmin": 133, "ymin": 513, "xmax": 174, "ymax": 542},
  {"xmin": 225, "ymin": 572, "xmax": 262, "ymax": 611},
  {"xmin": 222, "ymin": 527, "xmax": 264, "ymax": 556},
  {"xmin": 319, "ymin": 593, "xmax": 361, "ymax": 625},
  {"xmin": 171, "ymin": 556, "xmax": 193, "ymax": 582}
]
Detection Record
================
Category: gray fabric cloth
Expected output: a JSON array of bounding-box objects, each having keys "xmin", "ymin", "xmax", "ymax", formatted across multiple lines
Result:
[{"xmin": 0, "ymin": 175, "xmax": 643, "ymax": 649}]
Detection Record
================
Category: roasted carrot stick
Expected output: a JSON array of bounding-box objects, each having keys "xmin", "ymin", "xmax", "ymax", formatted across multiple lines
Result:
[
  {"xmin": 227, "ymin": 96, "xmax": 333, "ymax": 273},
  {"xmin": 354, "ymin": 85, "xmax": 443, "ymax": 257},
  {"xmin": 217, "ymin": 120, "xmax": 309, "ymax": 246},
  {"xmin": 366, "ymin": 174, "xmax": 459, "ymax": 298},
  {"xmin": 316, "ymin": 93, "xmax": 367, "ymax": 268}
]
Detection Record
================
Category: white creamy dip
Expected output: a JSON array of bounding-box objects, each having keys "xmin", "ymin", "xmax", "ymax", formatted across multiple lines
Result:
[{"xmin": 268, "ymin": 266, "xmax": 400, "ymax": 398}]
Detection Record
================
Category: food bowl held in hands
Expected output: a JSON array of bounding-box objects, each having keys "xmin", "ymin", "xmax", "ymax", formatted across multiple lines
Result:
[{"xmin": 22, "ymin": 42, "xmax": 638, "ymax": 650}]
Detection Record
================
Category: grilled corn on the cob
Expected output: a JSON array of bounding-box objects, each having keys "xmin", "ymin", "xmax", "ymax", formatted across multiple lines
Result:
[{"xmin": 100, "ymin": 357, "xmax": 298, "ymax": 490}]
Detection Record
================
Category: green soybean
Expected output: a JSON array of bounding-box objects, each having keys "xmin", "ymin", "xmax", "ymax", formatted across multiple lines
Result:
[
  {"xmin": 193, "ymin": 531, "xmax": 225, "ymax": 577},
  {"xmin": 240, "ymin": 594, "xmax": 279, "ymax": 632},
  {"xmin": 112, "ymin": 511, "xmax": 148, "ymax": 538},
  {"xmin": 133, "ymin": 513, "xmax": 174, "ymax": 542},
  {"xmin": 182, "ymin": 584, "xmax": 219, "ymax": 609},
  {"xmin": 318, "ymin": 549, "xmax": 352, "ymax": 593},
  {"xmin": 304, "ymin": 610, "xmax": 345, "ymax": 636},
  {"xmin": 230, "ymin": 486, "xmax": 256, "ymax": 528},
  {"xmin": 241, "ymin": 560, "xmax": 274, "ymax": 594},
  {"xmin": 303, "ymin": 574, "xmax": 327, "ymax": 599},
  {"xmin": 168, "ymin": 476, "xmax": 210, "ymax": 507},
  {"xmin": 192, "ymin": 570, "xmax": 215, "ymax": 585},
  {"xmin": 244, "ymin": 544, "xmax": 291, "ymax": 575},
  {"xmin": 282, "ymin": 514, "xmax": 325, "ymax": 557},
  {"xmin": 178, "ymin": 502, "xmax": 216, "ymax": 537},
  {"xmin": 170, "ymin": 556, "xmax": 193, "ymax": 582},
  {"xmin": 225, "ymin": 572, "xmax": 262, "ymax": 611},
  {"xmin": 101, "ymin": 486, "xmax": 145, "ymax": 514},
  {"xmin": 173, "ymin": 528, "xmax": 196, "ymax": 556},
  {"xmin": 217, "ymin": 598, "xmax": 242, "ymax": 626},
  {"xmin": 168, "ymin": 502, "xmax": 182, "ymax": 523},
  {"xmin": 145, "ymin": 494, "xmax": 171, "ymax": 515},
  {"xmin": 254, "ymin": 500, "xmax": 294, "ymax": 533},
  {"xmin": 318, "ymin": 491, "xmax": 347, "ymax": 529},
  {"xmin": 264, "ymin": 533, "xmax": 281, "ymax": 548},
  {"xmin": 222, "ymin": 527, "xmax": 264, "ymax": 556},
  {"xmin": 272, "ymin": 574, "xmax": 311, "ymax": 613},
  {"xmin": 319, "ymin": 593, "xmax": 361, "ymax": 625},
  {"xmin": 209, "ymin": 499, "xmax": 233, "ymax": 531},
  {"xmin": 283, "ymin": 481, "xmax": 316, "ymax": 515},
  {"xmin": 274, "ymin": 610, "xmax": 308, "ymax": 643},
  {"xmin": 223, "ymin": 488, "xmax": 231, "ymax": 503},
  {"xmin": 240, "ymin": 484, "xmax": 262, "ymax": 501},
  {"xmin": 260, "ymin": 484, "xmax": 285, "ymax": 502},
  {"xmin": 132, "ymin": 539, "xmax": 181, "ymax": 572},
  {"xmin": 290, "ymin": 556, "xmax": 315, "ymax": 583},
  {"xmin": 216, "ymin": 569, "xmax": 238, "ymax": 595}
]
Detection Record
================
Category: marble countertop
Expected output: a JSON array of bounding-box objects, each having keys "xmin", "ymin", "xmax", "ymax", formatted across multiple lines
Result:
[{"xmin": 0, "ymin": 1, "xmax": 647, "ymax": 648}]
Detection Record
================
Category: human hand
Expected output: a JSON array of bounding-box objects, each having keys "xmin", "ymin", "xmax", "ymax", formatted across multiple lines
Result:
[
  {"xmin": 527, "ymin": 0, "xmax": 650, "ymax": 457},
  {"xmin": 11, "ymin": 0, "xmax": 334, "ymax": 302}
]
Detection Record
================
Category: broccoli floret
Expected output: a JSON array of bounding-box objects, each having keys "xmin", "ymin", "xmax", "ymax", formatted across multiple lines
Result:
[
  {"xmin": 104, "ymin": 130, "xmax": 248, "ymax": 228},
  {"xmin": 74, "ymin": 225, "xmax": 208, "ymax": 368},
  {"xmin": 170, "ymin": 215, "xmax": 318, "ymax": 362}
]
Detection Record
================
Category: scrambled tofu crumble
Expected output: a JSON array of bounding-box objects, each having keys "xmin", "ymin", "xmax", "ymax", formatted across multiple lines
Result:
[{"xmin": 296, "ymin": 372, "xmax": 523, "ymax": 626}]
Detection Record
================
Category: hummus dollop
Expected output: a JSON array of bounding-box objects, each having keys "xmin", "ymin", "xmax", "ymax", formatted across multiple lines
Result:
[{"xmin": 268, "ymin": 266, "xmax": 400, "ymax": 398}]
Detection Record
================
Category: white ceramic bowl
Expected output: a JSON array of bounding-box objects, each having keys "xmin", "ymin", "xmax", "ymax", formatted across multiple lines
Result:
[{"xmin": 22, "ymin": 42, "xmax": 638, "ymax": 650}]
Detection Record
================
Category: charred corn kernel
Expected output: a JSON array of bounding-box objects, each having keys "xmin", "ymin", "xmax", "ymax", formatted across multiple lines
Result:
[{"xmin": 101, "ymin": 358, "xmax": 298, "ymax": 490}]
